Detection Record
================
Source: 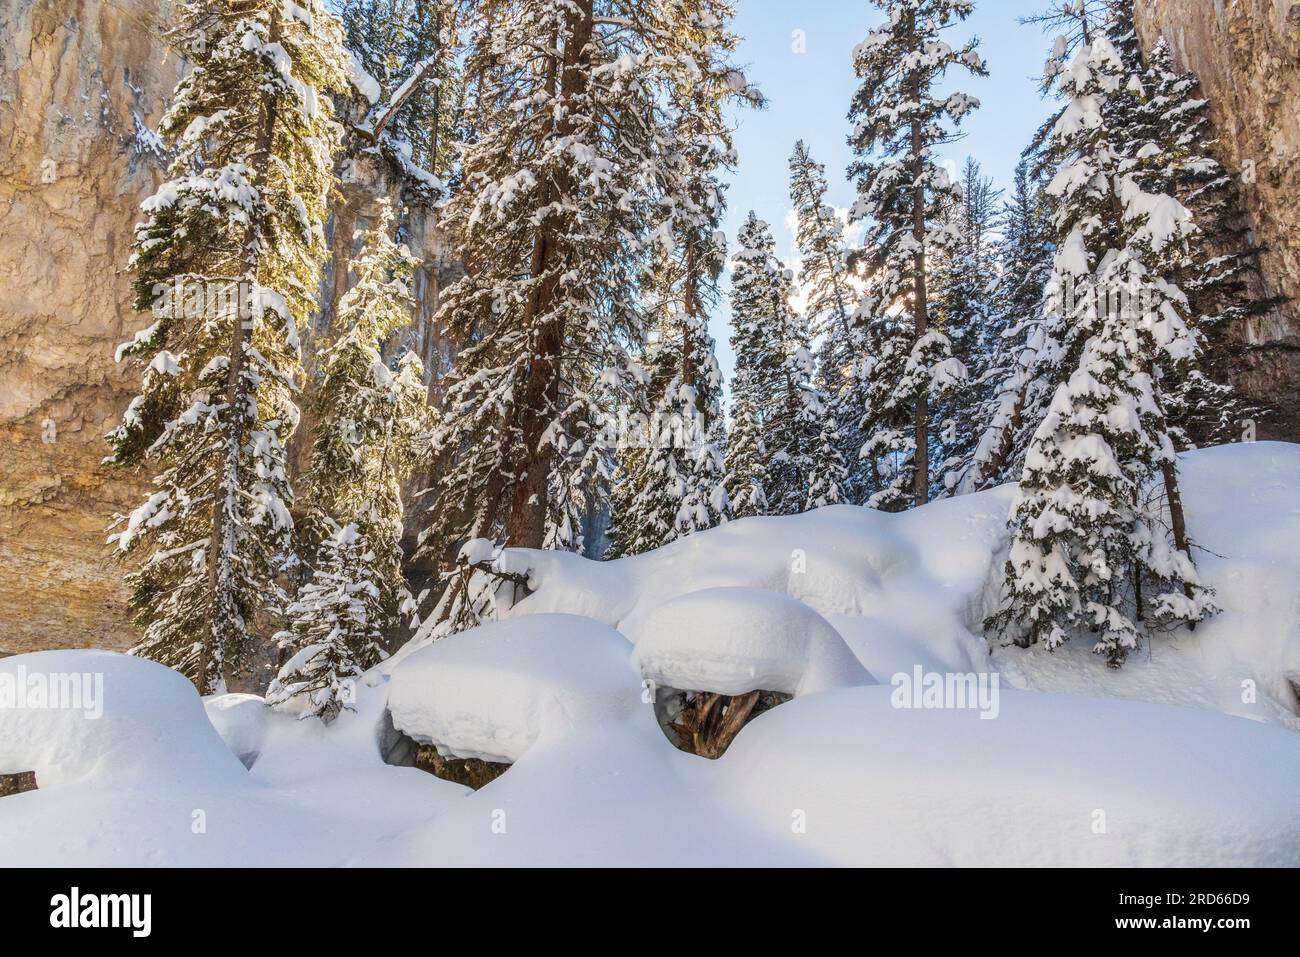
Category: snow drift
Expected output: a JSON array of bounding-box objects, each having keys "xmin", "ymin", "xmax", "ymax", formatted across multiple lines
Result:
[
  {"xmin": 387, "ymin": 614, "xmax": 645, "ymax": 764},
  {"xmin": 2, "ymin": 442, "xmax": 1298, "ymax": 866},
  {"xmin": 624, "ymin": 586, "xmax": 873, "ymax": 697}
]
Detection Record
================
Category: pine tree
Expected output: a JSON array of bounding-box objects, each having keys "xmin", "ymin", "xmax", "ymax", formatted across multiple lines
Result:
[
  {"xmin": 964, "ymin": 0, "xmax": 1137, "ymax": 493},
  {"xmin": 771, "ymin": 334, "xmax": 828, "ymax": 515},
  {"xmin": 985, "ymin": 34, "xmax": 1217, "ymax": 667},
  {"xmin": 933, "ymin": 157, "xmax": 1002, "ymax": 494},
  {"xmin": 655, "ymin": 81, "xmax": 735, "ymax": 543},
  {"xmin": 609, "ymin": 314, "xmax": 730, "ymax": 556},
  {"xmin": 971, "ymin": 0, "xmax": 1275, "ymax": 486},
  {"xmin": 1137, "ymin": 37, "xmax": 1280, "ymax": 447},
  {"xmin": 269, "ymin": 204, "xmax": 428, "ymax": 720},
  {"xmin": 806, "ymin": 414, "xmax": 849, "ymax": 510},
  {"xmin": 605, "ymin": 58, "xmax": 737, "ymax": 556},
  {"xmin": 960, "ymin": 157, "xmax": 1055, "ymax": 492},
  {"xmin": 848, "ymin": 0, "xmax": 986, "ymax": 508},
  {"xmin": 855, "ymin": 292, "xmax": 929, "ymax": 510},
  {"xmin": 341, "ymin": 0, "xmax": 464, "ymax": 181},
  {"xmin": 681, "ymin": 406, "xmax": 731, "ymax": 529},
  {"xmin": 726, "ymin": 213, "xmax": 823, "ymax": 517},
  {"xmin": 788, "ymin": 140, "xmax": 862, "ymax": 503},
  {"xmin": 724, "ymin": 383, "xmax": 769, "ymax": 519},
  {"xmin": 603, "ymin": 359, "xmax": 657, "ymax": 558},
  {"xmin": 420, "ymin": 0, "xmax": 648, "ymax": 563},
  {"xmin": 107, "ymin": 0, "xmax": 347, "ymax": 694},
  {"xmin": 417, "ymin": 0, "xmax": 750, "ymax": 630},
  {"xmin": 1025, "ymin": 0, "xmax": 1109, "ymax": 95}
]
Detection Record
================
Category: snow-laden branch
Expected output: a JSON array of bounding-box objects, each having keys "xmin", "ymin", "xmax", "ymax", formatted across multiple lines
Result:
[{"xmin": 353, "ymin": 57, "xmax": 439, "ymax": 144}]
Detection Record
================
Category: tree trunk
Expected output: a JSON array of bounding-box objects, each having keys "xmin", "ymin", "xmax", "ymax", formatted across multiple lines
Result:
[
  {"xmin": 973, "ymin": 380, "xmax": 1028, "ymax": 490},
  {"xmin": 504, "ymin": 0, "xmax": 594, "ymax": 549},
  {"xmin": 681, "ymin": 241, "xmax": 698, "ymax": 393},
  {"xmin": 1147, "ymin": 367, "xmax": 1199, "ymax": 627},
  {"xmin": 1159, "ymin": 457, "xmax": 1198, "ymax": 623},
  {"xmin": 671, "ymin": 691, "xmax": 762, "ymax": 759}
]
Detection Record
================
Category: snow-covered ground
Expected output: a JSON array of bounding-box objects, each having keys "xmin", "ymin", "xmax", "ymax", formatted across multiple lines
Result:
[{"xmin": 2, "ymin": 442, "xmax": 1298, "ymax": 866}]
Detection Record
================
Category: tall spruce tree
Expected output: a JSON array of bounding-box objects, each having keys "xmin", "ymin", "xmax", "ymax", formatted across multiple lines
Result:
[
  {"xmin": 606, "ymin": 318, "xmax": 729, "ymax": 556},
  {"xmin": 269, "ymin": 204, "xmax": 428, "ymax": 719},
  {"xmin": 806, "ymin": 415, "xmax": 849, "ymax": 510},
  {"xmin": 971, "ymin": 0, "xmax": 1275, "ymax": 486},
  {"xmin": 960, "ymin": 157, "xmax": 1055, "ymax": 492},
  {"xmin": 724, "ymin": 387, "xmax": 769, "ymax": 520},
  {"xmin": 726, "ymin": 213, "xmax": 824, "ymax": 517},
  {"xmin": 107, "ymin": 0, "xmax": 348, "ymax": 693},
  {"xmin": 605, "ymin": 53, "xmax": 737, "ymax": 557},
  {"xmin": 417, "ymin": 0, "xmax": 750, "ymax": 631},
  {"xmin": 341, "ymin": 0, "xmax": 464, "ymax": 180},
  {"xmin": 985, "ymin": 35, "xmax": 1217, "ymax": 667},
  {"xmin": 1136, "ymin": 37, "xmax": 1280, "ymax": 447},
  {"xmin": 964, "ymin": 0, "xmax": 1111, "ymax": 494},
  {"xmin": 933, "ymin": 157, "xmax": 1002, "ymax": 494},
  {"xmin": 788, "ymin": 140, "xmax": 862, "ymax": 503},
  {"xmin": 848, "ymin": 0, "xmax": 986, "ymax": 508}
]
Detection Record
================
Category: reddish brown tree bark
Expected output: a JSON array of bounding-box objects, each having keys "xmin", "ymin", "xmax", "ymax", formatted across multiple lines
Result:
[{"xmin": 504, "ymin": 0, "xmax": 595, "ymax": 549}]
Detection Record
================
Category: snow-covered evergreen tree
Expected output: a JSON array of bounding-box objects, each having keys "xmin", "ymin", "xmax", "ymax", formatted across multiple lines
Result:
[
  {"xmin": 788, "ymin": 140, "xmax": 863, "ymax": 503},
  {"xmin": 726, "ymin": 213, "xmax": 824, "ymax": 517},
  {"xmin": 608, "ymin": 319, "xmax": 730, "ymax": 556},
  {"xmin": 1026, "ymin": 0, "xmax": 1108, "ymax": 95},
  {"xmin": 848, "ymin": 0, "xmax": 985, "ymax": 508},
  {"xmin": 1136, "ymin": 37, "xmax": 1279, "ymax": 447},
  {"xmin": 422, "ymin": 0, "xmax": 646, "ymax": 560},
  {"xmin": 985, "ymin": 35, "xmax": 1217, "ymax": 667},
  {"xmin": 964, "ymin": 0, "xmax": 1140, "ymax": 494},
  {"xmin": 724, "ymin": 383, "xmax": 769, "ymax": 519},
  {"xmin": 417, "ymin": 0, "xmax": 751, "ymax": 632},
  {"xmin": 269, "ymin": 204, "xmax": 428, "ymax": 720},
  {"xmin": 959, "ymin": 157, "xmax": 1055, "ymax": 492},
  {"xmin": 855, "ymin": 293, "xmax": 925, "ymax": 510},
  {"xmin": 933, "ymin": 157, "xmax": 1002, "ymax": 494},
  {"xmin": 972, "ymin": 0, "xmax": 1275, "ymax": 487},
  {"xmin": 107, "ymin": 0, "xmax": 347, "ymax": 693},
  {"xmin": 341, "ymin": 0, "xmax": 463, "ymax": 180},
  {"xmin": 605, "ymin": 59, "xmax": 737, "ymax": 557},
  {"xmin": 806, "ymin": 414, "xmax": 849, "ymax": 510}
]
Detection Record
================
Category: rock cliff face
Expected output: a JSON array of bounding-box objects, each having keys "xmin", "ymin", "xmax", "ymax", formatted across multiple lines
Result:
[
  {"xmin": 1135, "ymin": 0, "xmax": 1300, "ymax": 438},
  {"xmin": 0, "ymin": 0, "xmax": 455, "ymax": 657},
  {"xmin": 0, "ymin": 0, "xmax": 177, "ymax": 656}
]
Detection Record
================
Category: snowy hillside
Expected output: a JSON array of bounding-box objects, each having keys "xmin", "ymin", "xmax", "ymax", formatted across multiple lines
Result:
[{"xmin": 2, "ymin": 442, "xmax": 1298, "ymax": 866}]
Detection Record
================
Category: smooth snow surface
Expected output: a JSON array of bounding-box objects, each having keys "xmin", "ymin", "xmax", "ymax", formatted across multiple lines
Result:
[
  {"xmin": 3, "ymin": 443, "xmax": 1298, "ymax": 866},
  {"xmin": 624, "ymin": 586, "xmax": 873, "ymax": 696},
  {"xmin": 388, "ymin": 614, "xmax": 644, "ymax": 764},
  {"xmin": 1, "ymin": 651, "xmax": 247, "ymax": 789},
  {"xmin": 204, "ymin": 694, "xmax": 269, "ymax": 769}
]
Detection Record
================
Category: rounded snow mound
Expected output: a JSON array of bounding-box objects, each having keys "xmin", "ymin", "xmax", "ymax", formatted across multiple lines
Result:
[
  {"xmin": 386, "ymin": 614, "xmax": 642, "ymax": 765},
  {"xmin": 623, "ymin": 586, "xmax": 875, "ymax": 696},
  {"xmin": 715, "ymin": 686, "xmax": 1300, "ymax": 866},
  {"xmin": 0, "ymin": 650, "xmax": 248, "ymax": 788}
]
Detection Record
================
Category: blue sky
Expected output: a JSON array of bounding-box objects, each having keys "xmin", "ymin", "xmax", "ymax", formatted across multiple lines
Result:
[{"xmin": 713, "ymin": 0, "xmax": 1056, "ymax": 379}]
